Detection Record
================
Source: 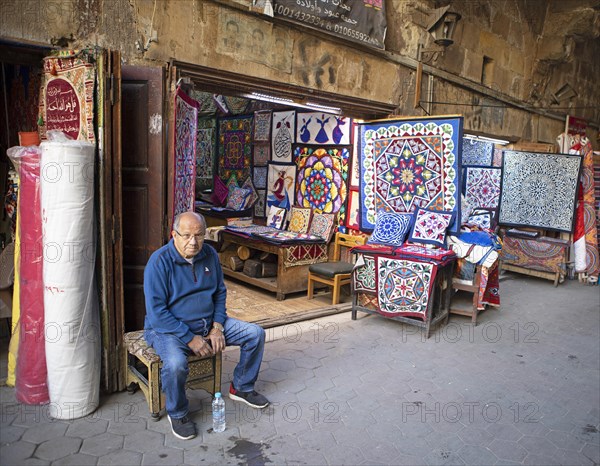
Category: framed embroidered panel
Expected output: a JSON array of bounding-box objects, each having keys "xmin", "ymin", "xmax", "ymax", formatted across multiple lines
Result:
[
  {"xmin": 296, "ymin": 111, "xmax": 351, "ymax": 145},
  {"xmin": 266, "ymin": 161, "xmax": 297, "ymax": 210},
  {"xmin": 358, "ymin": 116, "xmax": 463, "ymax": 234},
  {"xmin": 499, "ymin": 150, "xmax": 582, "ymax": 233},
  {"xmin": 218, "ymin": 115, "xmax": 253, "ymax": 182},
  {"xmin": 462, "ymin": 137, "xmax": 494, "ymax": 166}
]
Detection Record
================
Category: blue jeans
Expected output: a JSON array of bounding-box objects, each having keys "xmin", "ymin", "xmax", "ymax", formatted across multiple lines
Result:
[{"xmin": 145, "ymin": 317, "xmax": 265, "ymax": 419}]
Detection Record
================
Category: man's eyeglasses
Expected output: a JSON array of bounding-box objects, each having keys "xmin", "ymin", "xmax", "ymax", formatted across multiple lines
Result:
[{"xmin": 174, "ymin": 230, "xmax": 205, "ymax": 242}]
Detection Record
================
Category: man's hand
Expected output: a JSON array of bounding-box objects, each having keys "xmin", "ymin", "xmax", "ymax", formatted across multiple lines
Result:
[
  {"xmin": 188, "ymin": 335, "xmax": 213, "ymax": 357},
  {"xmin": 207, "ymin": 328, "xmax": 226, "ymax": 354}
]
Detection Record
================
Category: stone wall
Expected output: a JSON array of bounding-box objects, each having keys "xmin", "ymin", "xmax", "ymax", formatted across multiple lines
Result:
[{"xmin": 1, "ymin": 0, "xmax": 598, "ymax": 146}]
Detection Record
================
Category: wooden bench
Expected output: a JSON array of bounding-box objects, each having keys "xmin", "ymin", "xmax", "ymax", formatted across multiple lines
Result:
[{"xmin": 124, "ymin": 330, "xmax": 222, "ymax": 420}]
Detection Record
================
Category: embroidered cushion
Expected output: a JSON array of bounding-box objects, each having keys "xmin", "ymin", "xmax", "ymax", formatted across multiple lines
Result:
[
  {"xmin": 308, "ymin": 212, "xmax": 336, "ymax": 242},
  {"xmin": 266, "ymin": 205, "xmax": 287, "ymax": 229},
  {"xmin": 211, "ymin": 176, "xmax": 229, "ymax": 207},
  {"xmin": 367, "ymin": 212, "xmax": 413, "ymax": 246},
  {"xmin": 226, "ymin": 187, "xmax": 251, "ymax": 211},
  {"xmin": 241, "ymin": 177, "xmax": 258, "ymax": 209},
  {"xmin": 226, "ymin": 173, "xmax": 239, "ymax": 196},
  {"xmin": 287, "ymin": 207, "xmax": 312, "ymax": 233},
  {"xmin": 467, "ymin": 208, "xmax": 495, "ymax": 229},
  {"xmin": 408, "ymin": 208, "xmax": 455, "ymax": 247}
]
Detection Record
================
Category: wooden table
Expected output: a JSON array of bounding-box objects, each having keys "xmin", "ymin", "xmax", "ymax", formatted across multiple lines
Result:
[{"xmin": 220, "ymin": 231, "xmax": 325, "ymax": 301}]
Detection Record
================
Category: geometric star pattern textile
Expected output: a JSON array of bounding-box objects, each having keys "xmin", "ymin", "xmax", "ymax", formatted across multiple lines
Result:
[
  {"xmin": 464, "ymin": 166, "xmax": 502, "ymax": 209},
  {"xmin": 173, "ymin": 88, "xmax": 198, "ymax": 221},
  {"xmin": 462, "ymin": 137, "xmax": 493, "ymax": 166},
  {"xmin": 294, "ymin": 146, "xmax": 349, "ymax": 215},
  {"xmin": 359, "ymin": 116, "xmax": 462, "ymax": 234},
  {"xmin": 499, "ymin": 150, "xmax": 582, "ymax": 233},
  {"xmin": 376, "ymin": 256, "xmax": 437, "ymax": 321},
  {"xmin": 196, "ymin": 118, "xmax": 216, "ymax": 192}
]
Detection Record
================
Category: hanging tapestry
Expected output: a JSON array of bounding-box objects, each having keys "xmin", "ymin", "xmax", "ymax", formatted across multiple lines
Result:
[
  {"xmin": 266, "ymin": 161, "xmax": 297, "ymax": 210},
  {"xmin": 190, "ymin": 90, "xmax": 218, "ymax": 115},
  {"xmin": 353, "ymin": 254, "xmax": 376, "ymax": 293},
  {"xmin": 218, "ymin": 115, "xmax": 253, "ymax": 182},
  {"xmin": 253, "ymin": 143, "xmax": 271, "ymax": 166},
  {"xmin": 224, "ymin": 96, "xmax": 249, "ymax": 115},
  {"xmin": 296, "ymin": 111, "xmax": 351, "ymax": 145},
  {"xmin": 254, "ymin": 189, "xmax": 266, "ymax": 217},
  {"xmin": 253, "ymin": 166, "xmax": 268, "ymax": 189},
  {"xmin": 39, "ymin": 54, "xmax": 96, "ymax": 142},
  {"xmin": 294, "ymin": 146, "xmax": 349, "ymax": 217},
  {"xmin": 173, "ymin": 88, "xmax": 198, "ymax": 221},
  {"xmin": 253, "ymin": 110, "xmax": 272, "ymax": 142},
  {"xmin": 499, "ymin": 150, "xmax": 582, "ymax": 233},
  {"xmin": 376, "ymin": 256, "xmax": 437, "ymax": 320},
  {"xmin": 359, "ymin": 116, "xmax": 463, "ymax": 233},
  {"xmin": 462, "ymin": 138, "xmax": 493, "ymax": 166},
  {"xmin": 346, "ymin": 188, "xmax": 360, "ymax": 230},
  {"xmin": 271, "ymin": 110, "xmax": 295, "ymax": 162},
  {"xmin": 464, "ymin": 166, "xmax": 502, "ymax": 209},
  {"xmin": 196, "ymin": 117, "xmax": 216, "ymax": 192}
]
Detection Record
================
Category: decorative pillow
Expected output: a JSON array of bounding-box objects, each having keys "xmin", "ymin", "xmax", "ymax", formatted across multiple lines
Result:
[
  {"xmin": 266, "ymin": 205, "xmax": 287, "ymax": 229},
  {"xmin": 408, "ymin": 208, "xmax": 455, "ymax": 247},
  {"xmin": 287, "ymin": 207, "xmax": 312, "ymax": 234},
  {"xmin": 467, "ymin": 208, "xmax": 495, "ymax": 229},
  {"xmin": 226, "ymin": 187, "xmax": 251, "ymax": 211},
  {"xmin": 308, "ymin": 212, "xmax": 336, "ymax": 242},
  {"xmin": 367, "ymin": 212, "xmax": 413, "ymax": 246},
  {"xmin": 226, "ymin": 173, "xmax": 239, "ymax": 195},
  {"xmin": 211, "ymin": 176, "xmax": 229, "ymax": 207},
  {"xmin": 241, "ymin": 177, "xmax": 258, "ymax": 209}
]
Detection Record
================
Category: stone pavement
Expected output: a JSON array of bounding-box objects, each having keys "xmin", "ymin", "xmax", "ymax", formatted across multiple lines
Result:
[{"xmin": 1, "ymin": 273, "xmax": 599, "ymax": 465}]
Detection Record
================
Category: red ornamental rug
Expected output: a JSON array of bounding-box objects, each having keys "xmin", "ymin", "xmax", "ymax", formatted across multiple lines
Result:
[
  {"xmin": 39, "ymin": 54, "xmax": 96, "ymax": 142},
  {"xmin": 501, "ymin": 235, "xmax": 569, "ymax": 275},
  {"xmin": 15, "ymin": 148, "xmax": 49, "ymax": 404},
  {"xmin": 173, "ymin": 87, "xmax": 198, "ymax": 222},
  {"xmin": 575, "ymin": 140, "xmax": 599, "ymax": 277}
]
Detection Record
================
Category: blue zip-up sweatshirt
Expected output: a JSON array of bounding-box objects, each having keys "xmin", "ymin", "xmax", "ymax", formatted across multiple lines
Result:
[{"xmin": 143, "ymin": 239, "xmax": 227, "ymax": 343}]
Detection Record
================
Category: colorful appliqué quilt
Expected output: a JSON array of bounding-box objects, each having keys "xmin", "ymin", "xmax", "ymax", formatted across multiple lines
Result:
[
  {"xmin": 359, "ymin": 117, "xmax": 462, "ymax": 233},
  {"xmin": 39, "ymin": 54, "xmax": 96, "ymax": 142},
  {"xmin": 271, "ymin": 110, "xmax": 296, "ymax": 162},
  {"xmin": 196, "ymin": 117, "xmax": 216, "ymax": 191},
  {"xmin": 464, "ymin": 166, "xmax": 502, "ymax": 209},
  {"xmin": 462, "ymin": 138, "xmax": 493, "ymax": 166},
  {"xmin": 173, "ymin": 88, "xmax": 198, "ymax": 220},
  {"xmin": 376, "ymin": 256, "xmax": 437, "ymax": 320},
  {"xmin": 253, "ymin": 166, "xmax": 268, "ymax": 189},
  {"xmin": 296, "ymin": 111, "xmax": 351, "ymax": 145},
  {"xmin": 218, "ymin": 115, "xmax": 253, "ymax": 182},
  {"xmin": 294, "ymin": 146, "xmax": 349, "ymax": 217},
  {"xmin": 499, "ymin": 151, "xmax": 582, "ymax": 233}
]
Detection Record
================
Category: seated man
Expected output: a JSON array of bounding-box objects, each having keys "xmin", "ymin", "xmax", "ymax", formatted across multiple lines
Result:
[{"xmin": 144, "ymin": 211, "xmax": 269, "ymax": 440}]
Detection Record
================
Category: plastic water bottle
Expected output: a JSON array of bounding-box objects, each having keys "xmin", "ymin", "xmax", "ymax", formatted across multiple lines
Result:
[{"xmin": 212, "ymin": 392, "xmax": 226, "ymax": 432}]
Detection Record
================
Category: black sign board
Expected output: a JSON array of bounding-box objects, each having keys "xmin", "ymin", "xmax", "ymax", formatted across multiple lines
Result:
[{"xmin": 273, "ymin": 0, "xmax": 387, "ymax": 50}]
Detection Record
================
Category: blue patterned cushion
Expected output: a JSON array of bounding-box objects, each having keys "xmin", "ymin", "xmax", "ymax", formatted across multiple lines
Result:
[
  {"xmin": 367, "ymin": 212, "xmax": 413, "ymax": 246},
  {"xmin": 408, "ymin": 208, "xmax": 455, "ymax": 247},
  {"xmin": 226, "ymin": 187, "xmax": 251, "ymax": 210},
  {"xmin": 467, "ymin": 208, "xmax": 495, "ymax": 229}
]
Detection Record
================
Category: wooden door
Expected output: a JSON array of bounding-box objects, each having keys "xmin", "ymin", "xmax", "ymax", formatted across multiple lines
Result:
[{"xmin": 121, "ymin": 66, "xmax": 166, "ymax": 332}]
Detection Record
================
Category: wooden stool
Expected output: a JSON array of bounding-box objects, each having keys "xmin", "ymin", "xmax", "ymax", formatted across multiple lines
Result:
[
  {"xmin": 124, "ymin": 330, "xmax": 222, "ymax": 421},
  {"xmin": 449, "ymin": 264, "xmax": 484, "ymax": 325}
]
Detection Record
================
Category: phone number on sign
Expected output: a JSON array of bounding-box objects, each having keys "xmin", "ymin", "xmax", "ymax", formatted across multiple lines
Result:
[{"xmin": 274, "ymin": 4, "xmax": 380, "ymax": 47}]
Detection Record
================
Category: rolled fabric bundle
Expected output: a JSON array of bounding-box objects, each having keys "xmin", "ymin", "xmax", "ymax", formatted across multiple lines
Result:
[
  {"xmin": 7, "ymin": 145, "xmax": 50, "ymax": 404},
  {"xmin": 41, "ymin": 139, "xmax": 99, "ymax": 419}
]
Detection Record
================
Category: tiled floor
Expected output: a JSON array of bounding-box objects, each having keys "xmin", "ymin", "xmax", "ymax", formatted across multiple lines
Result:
[{"xmin": 1, "ymin": 273, "xmax": 599, "ymax": 465}]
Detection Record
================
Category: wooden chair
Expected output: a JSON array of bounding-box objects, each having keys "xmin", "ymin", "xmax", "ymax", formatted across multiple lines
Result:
[
  {"xmin": 307, "ymin": 232, "xmax": 367, "ymax": 305},
  {"xmin": 124, "ymin": 330, "xmax": 222, "ymax": 420}
]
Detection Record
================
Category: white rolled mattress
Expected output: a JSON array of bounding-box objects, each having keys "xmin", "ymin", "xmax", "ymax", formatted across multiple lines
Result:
[{"xmin": 41, "ymin": 140, "xmax": 100, "ymax": 419}]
